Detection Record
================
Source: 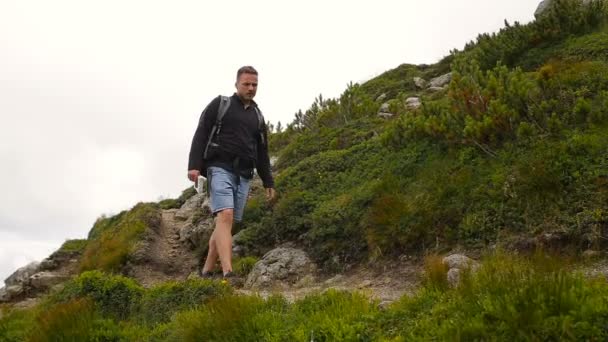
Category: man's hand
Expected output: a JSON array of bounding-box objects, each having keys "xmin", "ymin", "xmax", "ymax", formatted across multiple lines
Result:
[
  {"xmin": 266, "ymin": 188, "xmax": 276, "ymax": 202},
  {"xmin": 188, "ymin": 169, "xmax": 201, "ymax": 183}
]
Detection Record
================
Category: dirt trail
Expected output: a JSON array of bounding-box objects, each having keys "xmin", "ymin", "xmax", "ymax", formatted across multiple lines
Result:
[
  {"xmin": 131, "ymin": 209, "xmax": 199, "ymax": 287},
  {"xmin": 128, "ymin": 208, "xmax": 422, "ymax": 304},
  {"xmin": 238, "ymin": 258, "xmax": 422, "ymax": 305}
]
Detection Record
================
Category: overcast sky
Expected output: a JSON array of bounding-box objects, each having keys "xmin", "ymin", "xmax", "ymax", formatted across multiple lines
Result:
[{"xmin": 0, "ymin": 0, "xmax": 538, "ymax": 282}]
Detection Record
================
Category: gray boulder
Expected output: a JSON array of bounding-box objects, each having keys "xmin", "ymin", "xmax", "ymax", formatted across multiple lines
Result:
[
  {"xmin": 376, "ymin": 93, "xmax": 387, "ymax": 102},
  {"xmin": 0, "ymin": 285, "xmax": 24, "ymax": 302},
  {"xmin": 406, "ymin": 97, "xmax": 421, "ymax": 109},
  {"xmin": 378, "ymin": 102, "xmax": 395, "ymax": 119},
  {"xmin": 29, "ymin": 272, "xmax": 69, "ymax": 290},
  {"xmin": 179, "ymin": 216, "xmax": 214, "ymax": 249},
  {"xmin": 5, "ymin": 261, "xmax": 40, "ymax": 287},
  {"xmin": 413, "ymin": 77, "xmax": 427, "ymax": 89},
  {"xmin": 175, "ymin": 193, "xmax": 207, "ymax": 220},
  {"xmin": 442, "ymin": 254, "xmax": 480, "ymax": 288},
  {"xmin": 428, "ymin": 86, "xmax": 446, "ymax": 92},
  {"xmin": 245, "ymin": 247, "xmax": 316, "ymax": 290},
  {"xmin": 429, "ymin": 73, "xmax": 452, "ymax": 88}
]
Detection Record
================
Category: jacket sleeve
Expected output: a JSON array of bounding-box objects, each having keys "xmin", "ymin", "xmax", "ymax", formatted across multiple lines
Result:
[
  {"xmin": 188, "ymin": 96, "xmax": 221, "ymax": 171},
  {"xmin": 256, "ymin": 121, "xmax": 275, "ymax": 188}
]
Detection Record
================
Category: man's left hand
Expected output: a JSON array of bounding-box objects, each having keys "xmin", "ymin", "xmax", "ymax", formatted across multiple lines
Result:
[{"xmin": 266, "ymin": 188, "xmax": 276, "ymax": 202}]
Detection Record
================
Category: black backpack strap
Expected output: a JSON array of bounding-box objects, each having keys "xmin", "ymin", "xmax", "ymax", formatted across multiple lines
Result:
[
  {"xmin": 254, "ymin": 106, "xmax": 266, "ymax": 146},
  {"xmin": 204, "ymin": 95, "xmax": 231, "ymax": 159}
]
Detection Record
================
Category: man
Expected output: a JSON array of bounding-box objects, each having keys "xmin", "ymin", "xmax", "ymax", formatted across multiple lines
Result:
[{"xmin": 187, "ymin": 66, "xmax": 276, "ymax": 282}]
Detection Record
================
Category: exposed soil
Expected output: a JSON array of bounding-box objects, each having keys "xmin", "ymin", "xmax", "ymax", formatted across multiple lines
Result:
[{"xmin": 130, "ymin": 209, "xmax": 200, "ymax": 287}]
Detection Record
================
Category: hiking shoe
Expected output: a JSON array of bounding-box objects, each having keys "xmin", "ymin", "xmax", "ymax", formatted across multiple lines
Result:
[{"xmin": 197, "ymin": 268, "xmax": 215, "ymax": 279}]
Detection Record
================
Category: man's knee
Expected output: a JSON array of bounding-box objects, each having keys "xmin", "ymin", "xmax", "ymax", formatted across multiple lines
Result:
[{"xmin": 216, "ymin": 209, "xmax": 234, "ymax": 224}]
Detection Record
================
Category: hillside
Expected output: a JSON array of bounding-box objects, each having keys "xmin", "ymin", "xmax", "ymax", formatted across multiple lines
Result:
[{"xmin": 2, "ymin": 0, "xmax": 608, "ymax": 340}]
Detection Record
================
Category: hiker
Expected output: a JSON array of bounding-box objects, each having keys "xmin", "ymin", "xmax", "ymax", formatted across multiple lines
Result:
[{"xmin": 187, "ymin": 65, "xmax": 276, "ymax": 282}]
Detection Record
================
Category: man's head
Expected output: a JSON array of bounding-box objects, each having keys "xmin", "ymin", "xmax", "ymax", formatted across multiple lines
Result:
[{"xmin": 235, "ymin": 66, "xmax": 258, "ymax": 103}]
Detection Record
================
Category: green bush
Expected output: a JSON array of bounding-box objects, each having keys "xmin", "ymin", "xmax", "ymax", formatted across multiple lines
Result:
[
  {"xmin": 55, "ymin": 270, "xmax": 144, "ymax": 321},
  {"xmin": 80, "ymin": 202, "xmax": 161, "ymax": 272},
  {"xmin": 233, "ymin": 257, "xmax": 258, "ymax": 277},
  {"xmin": 169, "ymin": 295, "xmax": 288, "ymax": 342},
  {"xmin": 58, "ymin": 239, "xmax": 88, "ymax": 254},
  {"xmin": 136, "ymin": 279, "xmax": 230, "ymax": 325}
]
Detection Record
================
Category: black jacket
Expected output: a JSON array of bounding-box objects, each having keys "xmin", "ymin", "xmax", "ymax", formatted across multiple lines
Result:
[{"xmin": 188, "ymin": 94, "xmax": 274, "ymax": 188}]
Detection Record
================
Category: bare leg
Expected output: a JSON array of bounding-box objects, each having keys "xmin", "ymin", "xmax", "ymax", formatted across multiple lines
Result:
[
  {"xmin": 201, "ymin": 228, "xmax": 219, "ymax": 273},
  {"xmin": 213, "ymin": 209, "xmax": 234, "ymax": 274}
]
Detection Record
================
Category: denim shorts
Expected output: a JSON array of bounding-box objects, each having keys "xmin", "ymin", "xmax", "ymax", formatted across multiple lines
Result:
[{"xmin": 207, "ymin": 166, "xmax": 251, "ymax": 222}]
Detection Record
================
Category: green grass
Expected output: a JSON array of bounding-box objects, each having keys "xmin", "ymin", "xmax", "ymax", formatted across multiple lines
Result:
[
  {"xmin": 4, "ymin": 253, "xmax": 608, "ymax": 341},
  {"xmin": 79, "ymin": 202, "xmax": 161, "ymax": 273}
]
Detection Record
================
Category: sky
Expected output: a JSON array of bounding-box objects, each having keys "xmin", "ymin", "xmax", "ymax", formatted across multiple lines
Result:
[{"xmin": 0, "ymin": 0, "xmax": 539, "ymax": 283}]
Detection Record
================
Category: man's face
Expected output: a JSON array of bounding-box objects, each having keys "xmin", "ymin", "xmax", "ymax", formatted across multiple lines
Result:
[{"xmin": 236, "ymin": 73, "xmax": 258, "ymax": 101}]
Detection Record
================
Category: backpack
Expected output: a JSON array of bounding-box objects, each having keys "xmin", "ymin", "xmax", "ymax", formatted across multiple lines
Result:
[{"xmin": 203, "ymin": 95, "xmax": 266, "ymax": 161}]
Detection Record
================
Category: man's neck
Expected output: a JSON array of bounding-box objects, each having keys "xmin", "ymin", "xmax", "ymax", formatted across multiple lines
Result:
[{"xmin": 237, "ymin": 94, "xmax": 251, "ymax": 106}]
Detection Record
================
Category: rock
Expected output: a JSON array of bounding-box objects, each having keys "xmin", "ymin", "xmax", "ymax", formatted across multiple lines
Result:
[
  {"xmin": 376, "ymin": 93, "xmax": 387, "ymax": 102},
  {"xmin": 378, "ymin": 102, "xmax": 394, "ymax": 119},
  {"xmin": 175, "ymin": 193, "xmax": 207, "ymax": 220},
  {"xmin": 358, "ymin": 280, "xmax": 373, "ymax": 289},
  {"xmin": 5, "ymin": 261, "xmax": 40, "ymax": 287},
  {"xmin": 232, "ymin": 228, "xmax": 252, "ymax": 256},
  {"xmin": 405, "ymin": 97, "xmax": 421, "ymax": 109},
  {"xmin": 245, "ymin": 247, "xmax": 316, "ymax": 290},
  {"xmin": 447, "ymin": 268, "xmax": 462, "ymax": 288},
  {"xmin": 413, "ymin": 77, "xmax": 427, "ymax": 89},
  {"xmin": 270, "ymin": 156, "xmax": 278, "ymax": 167},
  {"xmin": 29, "ymin": 272, "xmax": 69, "ymax": 290},
  {"xmin": 377, "ymin": 112, "xmax": 394, "ymax": 119},
  {"xmin": 535, "ymin": 0, "xmax": 591, "ymax": 18},
  {"xmin": 0, "ymin": 285, "xmax": 24, "ymax": 302},
  {"xmin": 295, "ymin": 274, "xmax": 316, "ymax": 288},
  {"xmin": 443, "ymin": 254, "xmax": 480, "ymax": 288},
  {"xmin": 180, "ymin": 216, "xmax": 215, "ymax": 249},
  {"xmin": 379, "ymin": 102, "xmax": 390, "ymax": 113},
  {"xmin": 38, "ymin": 258, "xmax": 59, "ymax": 271},
  {"xmin": 537, "ymin": 230, "xmax": 570, "ymax": 250},
  {"xmin": 429, "ymin": 72, "xmax": 452, "ymax": 88},
  {"xmin": 428, "ymin": 86, "xmax": 445, "ymax": 92},
  {"xmin": 583, "ymin": 250, "xmax": 601, "ymax": 260},
  {"xmin": 442, "ymin": 254, "xmax": 478, "ymax": 270},
  {"xmin": 324, "ymin": 274, "xmax": 345, "ymax": 285}
]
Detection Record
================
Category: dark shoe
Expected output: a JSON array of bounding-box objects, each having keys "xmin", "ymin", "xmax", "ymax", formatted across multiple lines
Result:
[{"xmin": 198, "ymin": 268, "xmax": 215, "ymax": 279}]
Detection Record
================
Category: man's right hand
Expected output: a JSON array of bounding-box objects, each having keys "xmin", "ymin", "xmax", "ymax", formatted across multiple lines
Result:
[{"xmin": 188, "ymin": 169, "xmax": 201, "ymax": 183}]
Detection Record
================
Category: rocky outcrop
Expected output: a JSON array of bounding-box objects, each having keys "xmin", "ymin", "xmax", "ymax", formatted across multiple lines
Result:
[
  {"xmin": 535, "ymin": 0, "xmax": 592, "ymax": 18},
  {"xmin": 413, "ymin": 77, "xmax": 427, "ymax": 89},
  {"xmin": 405, "ymin": 97, "xmax": 421, "ymax": 109},
  {"xmin": 1, "ymin": 246, "xmax": 82, "ymax": 303},
  {"xmin": 4, "ymin": 262, "xmax": 40, "ymax": 287},
  {"xmin": 378, "ymin": 102, "xmax": 394, "ymax": 119},
  {"xmin": 245, "ymin": 247, "xmax": 317, "ymax": 290},
  {"xmin": 179, "ymin": 216, "xmax": 215, "ymax": 249},
  {"xmin": 175, "ymin": 193, "xmax": 207, "ymax": 220},
  {"xmin": 442, "ymin": 254, "xmax": 480, "ymax": 288},
  {"xmin": 429, "ymin": 73, "xmax": 452, "ymax": 88}
]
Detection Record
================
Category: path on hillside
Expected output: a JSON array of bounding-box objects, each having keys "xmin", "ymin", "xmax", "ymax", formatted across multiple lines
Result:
[
  {"xmin": 131, "ymin": 209, "xmax": 199, "ymax": 287},
  {"xmin": 128, "ymin": 208, "xmax": 422, "ymax": 303}
]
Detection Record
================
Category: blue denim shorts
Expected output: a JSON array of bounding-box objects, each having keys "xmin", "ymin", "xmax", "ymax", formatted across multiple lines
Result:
[{"xmin": 207, "ymin": 166, "xmax": 251, "ymax": 222}]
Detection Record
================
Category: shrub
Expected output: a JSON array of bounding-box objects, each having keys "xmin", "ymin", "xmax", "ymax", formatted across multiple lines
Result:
[
  {"xmin": 80, "ymin": 202, "xmax": 161, "ymax": 272},
  {"xmin": 55, "ymin": 270, "xmax": 143, "ymax": 321},
  {"xmin": 58, "ymin": 239, "xmax": 88, "ymax": 254},
  {"xmin": 136, "ymin": 279, "xmax": 230, "ymax": 325},
  {"xmin": 233, "ymin": 257, "xmax": 258, "ymax": 277}
]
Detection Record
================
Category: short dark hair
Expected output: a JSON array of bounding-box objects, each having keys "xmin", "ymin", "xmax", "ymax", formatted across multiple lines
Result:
[{"xmin": 237, "ymin": 66, "xmax": 258, "ymax": 81}]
